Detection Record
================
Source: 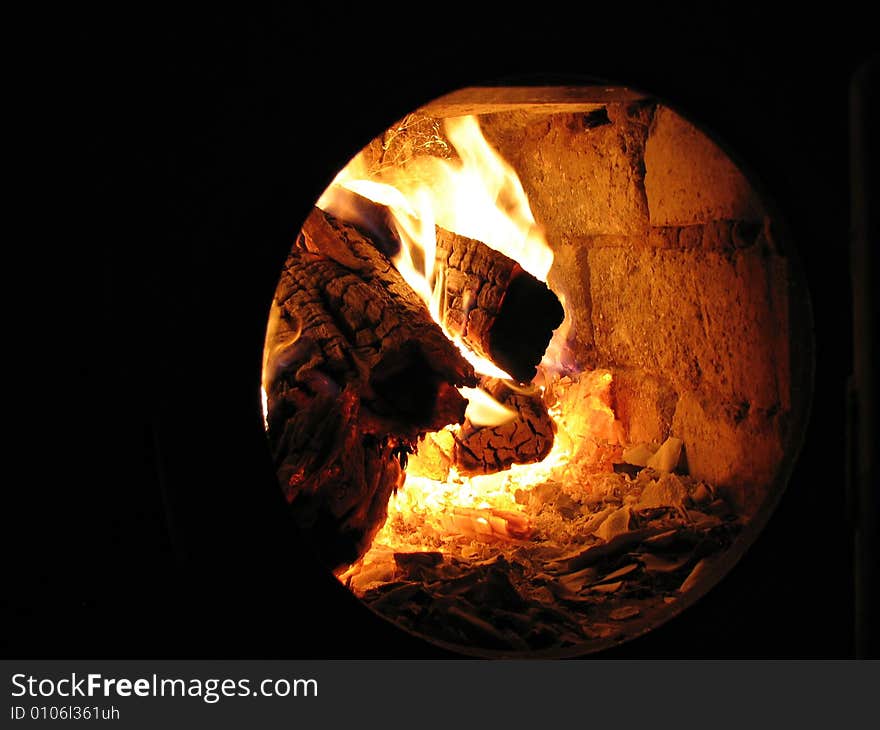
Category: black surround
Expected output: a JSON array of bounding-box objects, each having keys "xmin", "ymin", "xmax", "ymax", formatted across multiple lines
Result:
[{"xmin": 20, "ymin": 9, "xmax": 876, "ymax": 659}]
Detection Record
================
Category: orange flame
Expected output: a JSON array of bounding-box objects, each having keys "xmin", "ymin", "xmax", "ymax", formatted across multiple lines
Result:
[
  {"xmin": 318, "ymin": 115, "xmax": 555, "ymax": 382},
  {"xmin": 301, "ymin": 114, "xmax": 625, "ymax": 570},
  {"xmin": 388, "ymin": 116, "xmax": 554, "ymax": 282}
]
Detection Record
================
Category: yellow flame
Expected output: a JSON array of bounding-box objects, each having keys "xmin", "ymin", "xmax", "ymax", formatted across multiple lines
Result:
[
  {"xmin": 405, "ymin": 116, "xmax": 553, "ymax": 281},
  {"xmin": 459, "ymin": 386, "xmax": 518, "ymax": 427},
  {"xmin": 376, "ymin": 421, "xmax": 573, "ymax": 545},
  {"xmin": 299, "ymin": 114, "xmax": 629, "ymax": 569},
  {"xmin": 320, "ymin": 116, "xmax": 553, "ymax": 282},
  {"xmin": 327, "ymin": 117, "xmax": 554, "ymax": 282},
  {"xmin": 261, "ymin": 300, "xmax": 306, "ymax": 432},
  {"xmin": 320, "ymin": 179, "xmax": 512, "ymax": 380},
  {"xmin": 260, "ymin": 301, "xmax": 284, "ymax": 432},
  {"xmin": 261, "ymin": 299, "xmax": 282, "ymax": 388}
]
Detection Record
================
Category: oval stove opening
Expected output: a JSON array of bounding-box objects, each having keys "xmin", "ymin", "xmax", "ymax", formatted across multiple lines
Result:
[{"xmin": 261, "ymin": 83, "xmax": 814, "ymax": 656}]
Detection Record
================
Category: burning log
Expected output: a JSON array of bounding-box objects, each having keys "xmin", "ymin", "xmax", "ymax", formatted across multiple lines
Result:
[
  {"xmin": 434, "ymin": 228, "xmax": 564, "ymax": 383},
  {"xmin": 316, "ymin": 188, "xmax": 565, "ymax": 382},
  {"xmin": 269, "ymin": 247, "xmax": 476, "ymax": 433},
  {"xmin": 265, "ymin": 245, "xmax": 476, "ymax": 569},
  {"xmin": 453, "ymin": 378, "xmax": 555, "ymax": 475}
]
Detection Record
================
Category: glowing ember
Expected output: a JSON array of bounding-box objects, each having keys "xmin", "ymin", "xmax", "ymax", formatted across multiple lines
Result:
[{"xmin": 357, "ymin": 368, "xmax": 620, "ymax": 561}]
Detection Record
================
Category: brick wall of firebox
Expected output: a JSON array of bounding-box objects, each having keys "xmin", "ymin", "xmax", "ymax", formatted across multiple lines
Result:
[
  {"xmin": 483, "ymin": 103, "xmax": 791, "ymax": 515},
  {"xmin": 359, "ymin": 101, "xmax": 798, "ymax": 515}
]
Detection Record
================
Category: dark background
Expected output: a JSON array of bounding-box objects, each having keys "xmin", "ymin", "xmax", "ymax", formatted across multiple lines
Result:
[{"xmin": 13, "ymin": 7, "xmax": 875, "ymax": 658}]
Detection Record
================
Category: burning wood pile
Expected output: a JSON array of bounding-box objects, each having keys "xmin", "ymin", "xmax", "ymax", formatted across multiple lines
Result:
[
  {"xmin": 263, "ymin": 113, "xmax": 747, "ymax": 653},
  {"xmin": 264, "ymin": 194, "xmax": 563, "ymax": 568},
  {"xmin": 345, "ymin": 471, "xmax": 740, "ymax": 653}
]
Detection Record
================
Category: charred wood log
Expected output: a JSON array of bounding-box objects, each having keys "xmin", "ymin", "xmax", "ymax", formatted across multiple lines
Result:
[
  {"xmin": 292, "ymin": 208, "xmax": 476, "ymax": 426},
  {"xmin": 453, "ymin": 378, "xmax": 555, "ymax": 475},
  {"xmin": 316, "ymin": 188, "xmax": 564, "ymax": 382},
  {"xmin": 268, "ymin": 248, "xmax": 475, "ymax": 433},
  {"xmin": 265, "ymin": 244, "xmax": 476, "ymax": 569},
  {"xmin": 435, "ymin": 228, "xmax": 563, "ymax": 383}
]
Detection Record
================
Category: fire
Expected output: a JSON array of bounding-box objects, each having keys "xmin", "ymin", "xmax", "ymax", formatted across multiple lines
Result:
[
  {"xmin": 320, "ymin": 116, "xmax": 553, "ymax": 279},
  {"xmin": 318, "ymin": 115, "xmax": 556, "ymax": 384},
  {"xmin": 458, "ymin": 386, "xmax": 517, "ymax": 427},
  {"xmin": 308, "ymin": 115, "xmax": 622, "ymax": 571},
  {"xmin": 383, "ymin": 115, "xmax": 554, "ymax": 282},
  {"xmin": 261, "ymin": 300, "xmax": 289, "ymax": 431},
  {"xmin": 383, "ymin": 419, "xmax": 573, "ymax": 536}
]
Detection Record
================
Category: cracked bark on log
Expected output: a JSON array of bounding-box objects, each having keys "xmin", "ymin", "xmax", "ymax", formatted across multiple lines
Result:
[
  {"xmin": 265, "ymin": 237, "xmax": 476, "ymax": 569},
  {"xmin": 434, "ymin": 228, "xmax": 563, "ymax": 383},
  {"xmin": 453, "ymin": 378, "xmax": 555, "ymax": 475},
  {"xmin": 315, "ymin": 189, "xmax": 564, "ymax": 382}
]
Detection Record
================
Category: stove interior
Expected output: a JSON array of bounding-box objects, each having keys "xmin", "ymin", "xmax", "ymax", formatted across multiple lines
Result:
[{"xmin": 262, "ymin": 85, "xmax": 810, "ymax": 655}]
